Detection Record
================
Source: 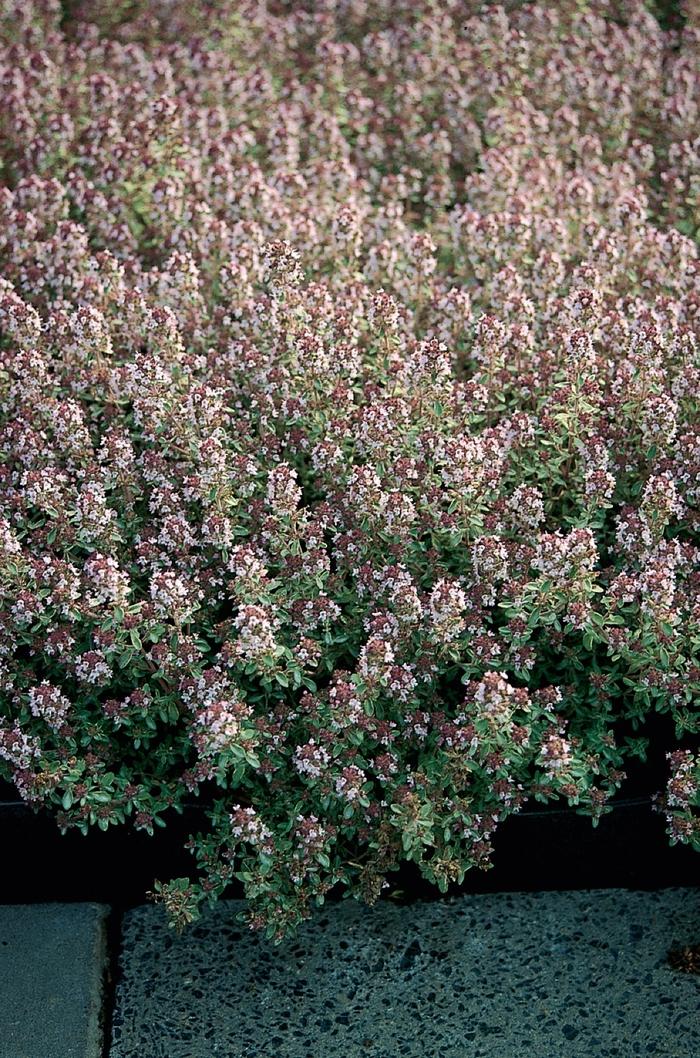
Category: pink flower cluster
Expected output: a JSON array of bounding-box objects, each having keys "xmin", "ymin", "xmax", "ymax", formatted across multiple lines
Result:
[
  {"xmin": 0, "ymin": 0, "xmax": 698, "ymax": 938},
  {"xmin": 657, "ymin": 750, "xmax": 700, "ymax": 850}
]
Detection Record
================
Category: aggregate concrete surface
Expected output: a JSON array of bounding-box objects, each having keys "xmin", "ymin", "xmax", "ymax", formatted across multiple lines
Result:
[
  {"xmin": 110, "ymin": 888, "xmax": 699, "ymax": 1058},
  {"xmin": 0, "ymin": 903, "xmax": 108, "ymax": 1058}
]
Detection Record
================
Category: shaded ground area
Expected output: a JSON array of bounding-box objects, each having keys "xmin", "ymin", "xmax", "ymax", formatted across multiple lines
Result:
[
  {"xmin": 0, "ymin": 890, "xmax": 697, "ymax": 1057},
  {"xmin": 0, "ymin": 903, "xmax": 107, "ymax": 1058},
  {"xmin": 110, "ymin": 889, "xmax": 699, "ymax": 1058}
]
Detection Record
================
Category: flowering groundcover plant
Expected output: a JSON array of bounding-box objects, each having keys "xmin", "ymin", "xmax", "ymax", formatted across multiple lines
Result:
[{"xmin": 0, "ymin": 0, "xmax": 699, "ymax": 940}]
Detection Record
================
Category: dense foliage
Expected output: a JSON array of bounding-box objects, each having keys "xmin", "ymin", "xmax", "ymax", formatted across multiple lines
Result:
[{"xmin": 0, "ymin": 0, "xmax": 698, "ymax": 939}]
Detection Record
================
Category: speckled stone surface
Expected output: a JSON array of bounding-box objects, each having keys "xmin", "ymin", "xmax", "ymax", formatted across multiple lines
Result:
[
  {"xmin": 111, "ymin": 889, "xmax": 699, "ymax": 1058},
  {"xmin": 0, "ymin": 902, "xmax": 108, "ymax": 1058}
]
